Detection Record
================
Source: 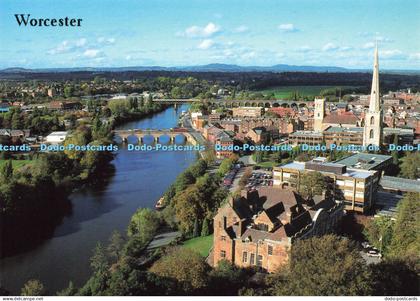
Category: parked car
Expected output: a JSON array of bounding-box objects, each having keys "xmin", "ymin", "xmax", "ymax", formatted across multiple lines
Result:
[
  {"xmin": 361, "ymin": 242, "xmax": 371, "ymax": 249},
  {"xmin": 367, "ymin": 251, "xmax": 382, "ymax": 258}
]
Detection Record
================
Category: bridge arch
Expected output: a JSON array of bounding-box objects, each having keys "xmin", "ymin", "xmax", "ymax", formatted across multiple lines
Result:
[{"xmin": 174, "ymin": 134, "xmax": 187, "ymax": 144}]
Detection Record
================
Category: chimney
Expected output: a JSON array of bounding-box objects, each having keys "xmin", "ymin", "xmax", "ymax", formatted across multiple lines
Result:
[{"xmin": 238, "ymin": 219, "xmax": 245, "ymax": 236}]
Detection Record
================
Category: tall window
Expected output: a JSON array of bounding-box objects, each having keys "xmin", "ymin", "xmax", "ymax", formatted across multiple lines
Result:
[
  {"xmin": 257, "ymin": 255, "xmax": 263, "ymax": 267},
  {"xmin": 268, "ymin": 245, "xmax": 273, "ymax": 256},
  {"xmin": 369, "ymin": 129, "xmax": 374, "ymax": 139},
  {"xmin": 242, "ymin": 252, "xmax": 248, "ymax": 263},
  {"xmin": 220, "ymin": 250, "xmax": 226, "ymax": 258},
  {"xmin": 221, "ymin": 236, "xmax": 226, "ymax": 241},
  {"xmin": 370, "ymin": 116, "xmax": 375, "ymax": 125},
  {"xmin": 250, "ymin": 253, "xmax": 255, "ymax": 265}
]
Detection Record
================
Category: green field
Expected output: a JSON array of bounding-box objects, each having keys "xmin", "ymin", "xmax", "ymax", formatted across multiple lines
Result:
[
  {"xmin": 259, "ymin": 85, "xmax": 357, "ymax": 99},
  {"xmin": 257, "ymin": 161, "xmax": 279, "ymax": 168},
  {"xmin": 0, "ymin": 159, "xmax": 32, "ymax": 170},
  {"xmin": 182, "ymin": 234, "xmax": 213, "ymax": 257}
]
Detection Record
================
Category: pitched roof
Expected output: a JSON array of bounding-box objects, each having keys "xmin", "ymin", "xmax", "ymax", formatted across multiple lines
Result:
[{"xmin": 323, "ymin": 112, "xmax": 359, "ymax": 125}]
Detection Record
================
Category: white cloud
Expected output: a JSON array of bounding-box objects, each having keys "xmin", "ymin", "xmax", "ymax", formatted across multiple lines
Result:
[
  {"xmin": 97, "ymin": 37, "xmax": 115, "ymax": 45},
  {"xmin": 340, "ymin": 46, "xmax": 353, "ymax": 51},
  {"xmin": 278, "ymin": 23, "xmax": 299, "ymax": 33},
  {"xmin": 297, "ymin": 46, "xmax": 312, "ymax": 53},
  {"xmin": 47, "ymin": 40, "xmax": 71, "ymax": 55},
  {"xmin": 381, "ymin": 50, "xmax": 406, "ymax": 60},
  {"xmin": 241, "ymin": 51, "xmax": 256, "ymax": 60},
  {"xmin": 83, "ymin": 49, "xmax": 100, "ymax": 58},
  {"xmin": 233, "ymin": 25, "xmax": 249, "ymax": 33},
  {"xmin": 75, "ymin": 38, "xmax": 87, "ymax": 47},
  {"xmin": 322, "ymin": 43, "xmax": 339, "ymax": 52},
  {"xmin": 376, "ymin": 36, "xmax": 394, "ymax": 43},
  {"xmin": 362, "ymin": 42, "xmax": 375, "ymax": 49},
  {"xmin": 197, "ymin": 39, "xmax": 215, "ymax": 50},
  {"xmin": 180, "ymin": 22, "xmax": 221, "ymax": 38},
  {"xmin": 409, "ymin": 53, "xmax": 420, "ymax": 61}
]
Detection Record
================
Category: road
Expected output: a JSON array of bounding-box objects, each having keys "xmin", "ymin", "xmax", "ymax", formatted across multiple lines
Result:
[{"xmin": 229, "ymin": 167, "xmax": 246, "ymax": 193}]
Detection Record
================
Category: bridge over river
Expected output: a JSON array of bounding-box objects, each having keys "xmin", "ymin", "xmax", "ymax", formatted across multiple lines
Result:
[
  {"xmin": 152, "ymin": 98, "xmax": 317, "ymax": 108},
  {"xmin": 113, "ymin": 128, "xmax": 198, "ymax": 145}
]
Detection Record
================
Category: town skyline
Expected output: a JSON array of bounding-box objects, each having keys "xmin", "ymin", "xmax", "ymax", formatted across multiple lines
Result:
[{"xmin": 1, "ymin": 0, "xmax": 419, "ymax": 69}]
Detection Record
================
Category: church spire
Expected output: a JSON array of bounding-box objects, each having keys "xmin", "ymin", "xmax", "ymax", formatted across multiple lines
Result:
[{"xmin": 369, "ymin": 43, "xmax": 380, "ymax": 112}]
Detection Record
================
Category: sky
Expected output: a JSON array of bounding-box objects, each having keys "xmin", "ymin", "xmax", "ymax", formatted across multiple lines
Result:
[{"xmin": 0, "ymin": 0, "xmax": 419, "ymax": 69}]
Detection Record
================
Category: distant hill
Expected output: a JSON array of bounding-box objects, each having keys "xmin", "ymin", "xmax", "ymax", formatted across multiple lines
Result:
[{"xmin": 1, "ymin": 64, "xmax": 419, "ymax": 75}]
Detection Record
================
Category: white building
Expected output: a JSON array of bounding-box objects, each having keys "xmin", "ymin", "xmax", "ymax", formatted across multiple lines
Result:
[{"xmin": 45, "ymin": 131, "xmax": 68, "ymax": 144}]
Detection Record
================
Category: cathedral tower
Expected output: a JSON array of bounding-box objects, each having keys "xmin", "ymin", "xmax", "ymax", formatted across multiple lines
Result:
[
  {"xmin": 314, "ymin": 97, "xmax": 325, "ymax": 132},
  {"xmin": 363, "ymin": 45, "xmax": 383, "ymax": 147}
]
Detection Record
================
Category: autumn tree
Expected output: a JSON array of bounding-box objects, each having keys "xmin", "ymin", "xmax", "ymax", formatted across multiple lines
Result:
[
  {"xmin": 149, "ymin": 248, "xmax": 209, "ymax": 293},
  {"xmin": 363, "ymin": 215, "xmax": 394, "ymax": 254},
  {"xmin": 21, "ymin": 279, "xmax": 47, "ymax": 296},
  {"xmin": 172, "ymin": 185, "xmax": 202, "ymax": 234},
  {"xmin": 399, "ymin": 152, "xmax": 420, "ymax": 179},
  {"xmin": 388, "ymin": 192, "xmax": 420, "ymax": 264},
  {"xmin": 127, "ymin": 208, "xmax": 160, "ymax": 241},
  {"xmin": 267, "ymin": 235, "xmax": 372, "ymax": 296},
  {"xmin": 298, "ymin": 171, "xmax": 326, "ymax": 200}
]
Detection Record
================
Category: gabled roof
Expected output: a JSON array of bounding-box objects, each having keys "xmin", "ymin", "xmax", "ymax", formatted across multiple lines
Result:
[{"xmin": 323, "ymin": 112, "xmax": 359, "ymax": 125}]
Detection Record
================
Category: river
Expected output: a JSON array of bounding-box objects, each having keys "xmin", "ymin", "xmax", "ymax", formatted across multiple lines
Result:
[{"xmin": 0, "ymin": 105, "xmax": 196, "ymax": 294}]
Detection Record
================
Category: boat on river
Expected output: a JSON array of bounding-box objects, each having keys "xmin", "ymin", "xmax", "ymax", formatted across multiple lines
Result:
[{"xmin": 155, "ymin": 197, "xmax": 165, "ymax": 210}]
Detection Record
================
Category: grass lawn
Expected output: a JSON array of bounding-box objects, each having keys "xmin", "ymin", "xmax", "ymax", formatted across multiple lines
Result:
[
  {"xmin": 257, "ymin": 161, "xmax": 279, "ymax": 168},
  {"xmin": 258, "ymin": 85, "xmax": 357, "ymax": 99},
  {"xmin": 182, "ymin": 234, "xmax": 213, "ymax": 257},
  {"xmin": 0, "ymin": 159, "xmax": 32, "ymax": 170}
]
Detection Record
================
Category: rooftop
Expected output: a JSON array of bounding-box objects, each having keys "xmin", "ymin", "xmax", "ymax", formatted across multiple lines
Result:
[
  {"xmin": 334, "ymin": 153, "xmax": 392, "ymax": 170},
  {"xmin": 277, "ymin": 160, "xmax": 374, "ymax": 179},
  {"xmin": 383, "ymin": 127, "xmax": 414, "ymax": 135},
  {"xmin": 380, "ymin": 176, "xmax": 420, "ymax": 193},
  {"xmin": 324, "ymin": 126, "xmax": 364, "ymax": 133},
  {"xmin": 290, "ymin": 130, "xmax": 323, "ymax": 137},
  {"xmin": 47, "ymin": 131, "xmax": 69, "ymax": 137}
]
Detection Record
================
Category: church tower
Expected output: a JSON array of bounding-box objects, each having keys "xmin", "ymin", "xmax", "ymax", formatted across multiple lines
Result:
[
  {"xmin": 363, "ymin": 45, "xmax": 383, "ymax": 147},
  {"xmin": 314, "ymin": 97, "xmax": 325, "ymax": 132}
]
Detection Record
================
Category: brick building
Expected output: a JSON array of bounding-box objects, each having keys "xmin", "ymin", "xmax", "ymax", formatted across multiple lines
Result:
[
  {"xmin": 232, "ymin": 107, "xmax": 264, "ymax": 118},
  {"xmin": 212, "ymin": 187, "xmax": 344, "ymax": 272}
]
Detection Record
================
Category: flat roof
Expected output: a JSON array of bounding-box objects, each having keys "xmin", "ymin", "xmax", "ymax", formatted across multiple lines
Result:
[
  {"xmin": 280, "ymin": 161, "xmax": 305, "ymax": 170},
  {"xmin": 277, "ymin": 161, "xmax": 373, "ymax": 179},
  {"xmin": 334, "ymin": 153, "xmax": 392, "ymax": 170},
  {"xmin": 383, "ymin": 127, "xmax": 414, "ymax": 135},
  {"xmin": 380, "ymin": 176, "xmax": 420, "ymax": 193},
  {"xmin": 325, "ymin": 126, "xmax": 364, "ymax": 133},
  {"xmin": 290, "ymin": 131, "xmax": 323, "ymax": 137}
]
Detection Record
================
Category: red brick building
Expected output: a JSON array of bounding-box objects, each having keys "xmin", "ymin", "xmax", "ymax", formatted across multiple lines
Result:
[{"xmin": 212, "ymin": 187, "xmax": 344, "ymax": 272}]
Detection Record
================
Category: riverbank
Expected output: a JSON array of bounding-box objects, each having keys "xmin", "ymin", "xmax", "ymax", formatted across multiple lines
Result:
[{"xmin": 0, "ymin": 105, "xmax": 195, "ymax": 294}]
